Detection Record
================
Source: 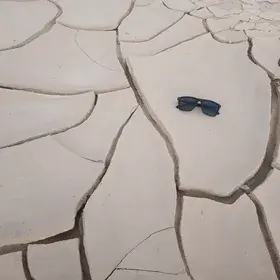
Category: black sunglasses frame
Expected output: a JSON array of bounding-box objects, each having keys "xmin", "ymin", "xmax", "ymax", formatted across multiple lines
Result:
[{"xmin": 176, "ymin": 96, "xmax": 221, "ymax": 117}]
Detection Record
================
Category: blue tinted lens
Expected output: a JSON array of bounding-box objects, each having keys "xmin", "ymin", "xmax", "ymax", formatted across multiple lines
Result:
[
  {"xmin": 201, "ymin": 100, "xmax": 220, "ymax": 116},
  {"xmin": 177, "ymin": 97, "xmax": 198, "ymax": 111},
  {"xmin": 176, "ymin": 96, "xmax": 198, "ymax": 111},
  {"xmin": 176, "ymin": 103, "xmax": 196, "ymax": 111}
]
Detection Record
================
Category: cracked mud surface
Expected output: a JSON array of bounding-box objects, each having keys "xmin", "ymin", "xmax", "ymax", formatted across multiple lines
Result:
[{"xmin": 1, "ymin": 0, "xmax": 280, "ymax": 279}]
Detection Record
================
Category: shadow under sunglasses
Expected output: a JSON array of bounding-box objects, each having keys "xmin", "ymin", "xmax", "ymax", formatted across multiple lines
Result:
[{"xmin": 176, "ymin": 96, "xmax": 221, "ymax": 117}]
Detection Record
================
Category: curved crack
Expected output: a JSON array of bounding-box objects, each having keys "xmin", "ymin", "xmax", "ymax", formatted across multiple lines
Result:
[
  {"xmin": 135, "ymin": 0, "xmax": 154, "ymax": 7},
  {"xmin": 52, "ymin": 138, "xmax": 104, "ymax": 164},
  {"xmin": 0, "ymin": 83, "xmax": 129, "ymax": 97},
  {"xmin": 0, "ymin": 93, "xmax": 97, "ymax": 150},
  {"xmin": 201, "ymin": 18, "xmax": 248, "ymax": 44},
  {"xmin": 74, "ymin": 30, "xmax": 118, "ymax": 72},
  {"xmin": 118, "ymin": 11, "xmax": 208, "ymax": 56},
  {"xmin": 0, "ymin": 85, "xmax": 93, "ymax": 96},
  {"xmin": 0, "ymin": 0, "xmax": 62, "ymax": 52},
  {"xmin": 248, "ymin": 39, "xmax": 278, "ymax": 80},
  {"xmin": 120, "ymin": 12, "xmax": 185, "ymax": 43},
  {"xmin": 190, "ymin": 7, "xmax": 215, "ymax": 18},
  {"xmin": 104, "ymin": 227, "xmax": 174, "ymax": 280},
  {"xmin": 74, "ymin": 105, "xmax": 138, "ymax": 213},
  {"xmin": 202, "ymin": 18, "xmax": 239, "ymax": 44},
  {"xmin": 115, "ymin": 0, "xmax": 137, "ymax": 30},
  {"xmin": 57, "ymin": 22, "xmax": 114, "ymax": 31},
  {"xmin": 212, "ymin": 30, "xmax": 247, "ymax": 44},
  {"xmin": 162, "ymin": 0, "xmax": 197, "ymax": 14},
  {"xmin": 94, "ymin": 85, "xmax": 130, "ymax": 94},
  {"xmin": 57, "ymin": 0, "xmax": 136, "ymax": 32},
  {"xmin": 202, "ymin": 18, "xmax": 211, "ymax": 32},
  {"xmin": 151, "ymin": 31, "xmax": 208, "ymax": 56}
]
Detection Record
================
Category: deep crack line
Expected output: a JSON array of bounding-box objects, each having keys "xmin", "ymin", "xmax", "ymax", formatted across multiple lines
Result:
[
  {"xmin": 115, "ymin": 0, "xmax": 137, "ymax": 30},
  {"xmin": 72, "ymin": 106, "xmax": 138, "ymax": 279},
  {"xmin": 116, "ymin": 15, "xmax": 195, "ymax": 279},
  {"xmin": 242, "ymin": 187, "xmax": 280, "ymax": 279},
  {"xmin": 0, "ymin": 0, "xmax": 62, "ymax": 52},
  {"xmin": 247, "ymin": 38, "xmax": 277, "ymax": 80},
  {"xmin": 245, "ymin": 39, "xmax": 279, "ymax": 191},
  {"xmin": 117, "ymin": 31, "xmax": 180, "ymax": 189},
  {"xmin": 78, "ymin": 216, "xmax": 92, "ymax": 280},
  {"xmin": 179, "ymin": 187, "xmax": 244, "ymax": 204},
  {"xmin": 74, "ymin": 105, "xmax": 138, "ymax": 215},
  {"xmin": 30, "ymin": 228, "xmax": 78, "ymax": 246},
  {"xmin": 0, "ymin": 228, "xmax": 78, "ymax": 257},
  {"xmin": 0, "ymin": 243, "xmax": 25, "ymax": 257},
  {"xmin": 175, "ymin": 193, "xmax": 195, "ymax": 280},
  {"xmin": 0, "ymin": 93, "xmax": 97, "ymax": 150},
  {"xmin": 22, "ymin": 246, "xmax": 36, "ymax": 280}
]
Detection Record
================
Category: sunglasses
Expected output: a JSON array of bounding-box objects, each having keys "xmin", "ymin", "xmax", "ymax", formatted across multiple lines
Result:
[{"xmin": 176, "ymin": 96, "xmax": 221, "ymax": 117}]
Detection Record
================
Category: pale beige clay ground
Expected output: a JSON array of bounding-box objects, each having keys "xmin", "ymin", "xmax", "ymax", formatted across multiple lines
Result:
[{"xmin": 0, "ymin": 0, "xmax": 280, "ymax": 280}]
